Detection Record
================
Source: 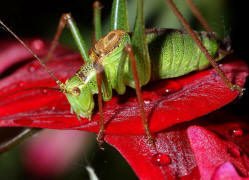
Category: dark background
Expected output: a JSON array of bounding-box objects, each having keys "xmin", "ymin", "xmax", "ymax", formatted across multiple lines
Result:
[{"xmin": 0, "ymin": 0, "xmax": 248, "ymax": 60}]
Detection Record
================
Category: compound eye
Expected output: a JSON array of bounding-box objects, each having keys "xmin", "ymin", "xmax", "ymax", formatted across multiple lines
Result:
[{"xmin": 72, "ymin": 87, "xmax": 81, "ymax": 96}]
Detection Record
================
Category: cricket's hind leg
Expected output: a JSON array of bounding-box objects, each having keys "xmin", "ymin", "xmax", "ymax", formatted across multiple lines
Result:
[
  {"xmin": 184, "ymin": 0, "xmax": 232, "ymax": 56},
  {"xmin": 165, "ymin": 0, "xmax": 245, "ymax": 96},
  {"xmin": 184, "ymin": 0, "xmax": 213, "ymax": 33}
]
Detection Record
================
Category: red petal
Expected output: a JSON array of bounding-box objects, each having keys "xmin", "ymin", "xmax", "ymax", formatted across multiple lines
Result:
[
  {"xmin": 187, "ymin": 126, "xmax": 249, "ymax": 179},
  {"xmin": 0, "ymin": 39, "xmax": 248, "ymax": 134},
  {"xmin": 104, "ymin": 113, "xmax": 249, "ymax": 180},
  {"xmin": 0, "ymin": 38, "xmax": 71, "ymax": 74},
  {"xmin": 105, "ymin": 129, "xmax": 200, "ymax": 180}
]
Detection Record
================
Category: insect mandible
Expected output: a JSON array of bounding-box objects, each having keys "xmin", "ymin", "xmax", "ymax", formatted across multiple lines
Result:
[{"xmin": 0, "ymin": 0, "xmax": 244, "ymax": 150}]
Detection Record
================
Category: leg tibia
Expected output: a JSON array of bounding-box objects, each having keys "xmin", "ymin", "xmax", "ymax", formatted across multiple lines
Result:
[{"xmin": 45, "ymin": 13, "xmax": 89, "ymax": 63}]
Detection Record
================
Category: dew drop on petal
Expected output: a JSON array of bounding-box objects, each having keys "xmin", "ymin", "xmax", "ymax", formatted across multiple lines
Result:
[
  {"xmin": 29, "ymin": 62, "xmax": 40, "ymax": 72},
  {"xmin": 144, "ymin": 98, "xmax": 152, "ymax": 104},
  {"xmin": 163, "ymin": 81, "xmax": 182, "ymax": 95},
  {"xmin": 227, "ymin": 147, "xmax": 241, "ymax": 158},
  {"xmin": 18, "ymin": 81, "xmax": 26, "ymax": 87},
  {"xmin": 31, "ymin": 39, "xmax": 45, "ymax": 51},
  {"xmin": 51, "ymin": 106, "xmax": 56, "ymax": 110},
  {"xmin": 43, "ymin": 89, "xmax": 48, "ymax": 94},
  {"xmin": 229, "ymin": 127, "xmax": 243, "ymax": 137},
  {"xmin": 152, "ymin": 153, "xmax": 171, "ymax": 166}
]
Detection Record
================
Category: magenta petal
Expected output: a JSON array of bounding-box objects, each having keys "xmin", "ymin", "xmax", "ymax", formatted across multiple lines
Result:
[
  {"xmin": 22, "ymin": 129, "xmax": 89, "ymax": 177},
  {"xmin": 187, "ymin": 126, "xmax": 249, "ymax": 180},
  {"xmin": 212, "ymin": 162, "xmax": 249, "ymax": 180}
]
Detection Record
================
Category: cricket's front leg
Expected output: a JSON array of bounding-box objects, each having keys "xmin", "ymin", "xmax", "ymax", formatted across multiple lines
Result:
[
  {"xmin": 44, "ymin": 13, "xmax": 89, "ymax": 63},
  {"xmin": 95, "ymin": 62, "xmax": 112, "ymax": 150}
]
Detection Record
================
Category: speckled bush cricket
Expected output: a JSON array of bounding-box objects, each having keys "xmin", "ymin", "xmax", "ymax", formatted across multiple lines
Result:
[{"xmin": 0, "ymin": 0, "xmax": 244, "ymax": 150}]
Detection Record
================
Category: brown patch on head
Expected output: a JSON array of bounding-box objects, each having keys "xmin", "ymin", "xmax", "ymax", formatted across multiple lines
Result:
[{"xmin": 94, "ymin": 30, "xmax": 125, "ymax": 57}]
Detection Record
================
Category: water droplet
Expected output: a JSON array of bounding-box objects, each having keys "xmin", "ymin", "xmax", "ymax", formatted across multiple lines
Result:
[
  {"xmin": 229, "ymin": 127, "xmax": 243, "ymax": 137},
  {"xmin": 227, "ymin": 147, "xmax": 241, "ymax": 158},
  {"xmin": 144, "ymin": 98, "xmax": 152, "ymax": 104},
  {"xmin": 43, "ymin": 89, "xmax": 48, "ymax": 94},
  {"xmin": 51, "ymin": 106, "xmax": 56, "ymax": 110},
  {"xmin": 152, "ymin": 153, "xmax": 171, "ymax": 166},
  {"xmin": 18, "ymin": 81, "xmax": 26, "ymax": 87},
  {"xmin": 31, "ymin": 39, "xmax": 45, "ymax": 51},
  {"xmin": 163, "ymin": 81, "xmax": 182, "ymax": 95},
  {"xmin": 29, "ymin": 62, "xmax": 40, "ymax": 72}
]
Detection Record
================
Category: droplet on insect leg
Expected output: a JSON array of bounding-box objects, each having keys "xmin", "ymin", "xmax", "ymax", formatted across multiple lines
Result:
[
  {"xmin": 229, "ymin": 127, "xmax": 243, "ymax": 137},
  {"xmin": 151, "ymin": 153, "xmax": 171, "ymax": 166},
  {"xmin": 31, "ymin": 39, "xmax": 45, "ymax": 51}
]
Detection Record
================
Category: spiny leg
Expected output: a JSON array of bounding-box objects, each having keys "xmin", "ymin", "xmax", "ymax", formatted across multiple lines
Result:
[
  {"xmin": 95, "ymin": 63, "xmax": 105, "ymax": 150},
  {"xmin": 165, "ymin": 0, "xmax": 245, "ymax": 95},
  {"xmin": 184, "ymin": 0, "xmax": 232, "ymax": 56},
  {"xmin": 44, "ymin": 13, "xmax": 89, "ymax": 63},
  {"xmin": 184, "ymin": 0, "xmax": 213, "ymax": 33},
  {"xmin": 94, "ymin": 62, "xmax": 112, "ymax": 149},
  {"xmin": 124, "ymin": 44, "xmax": 156, "ymax": 150}
]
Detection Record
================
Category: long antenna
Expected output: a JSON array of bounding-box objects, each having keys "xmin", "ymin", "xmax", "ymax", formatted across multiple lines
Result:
[{"xmin": 0, "ymin": 19, "xmax": 63, "ymax": 86}]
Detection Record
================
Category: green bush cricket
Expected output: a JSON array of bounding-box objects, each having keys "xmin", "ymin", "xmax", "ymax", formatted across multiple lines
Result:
[{"xmin": 0, "ymin": 0, "xmax": 244, "ymax": 150}]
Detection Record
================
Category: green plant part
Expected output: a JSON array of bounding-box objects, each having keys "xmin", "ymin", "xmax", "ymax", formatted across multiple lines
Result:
[{"xmin": 0, "ymin": 0, "xmax": 244, "ymax": 150}]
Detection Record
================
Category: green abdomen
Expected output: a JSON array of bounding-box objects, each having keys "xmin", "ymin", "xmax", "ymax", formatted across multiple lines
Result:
[{"xmin": 148, "ymin": 29, "xmax": 223, "ymax": 81}]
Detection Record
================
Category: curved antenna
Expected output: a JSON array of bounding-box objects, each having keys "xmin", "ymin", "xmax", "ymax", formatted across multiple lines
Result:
[{"xmin": 0, "ymin": 20, "xmax": 63, "ymax": 86}]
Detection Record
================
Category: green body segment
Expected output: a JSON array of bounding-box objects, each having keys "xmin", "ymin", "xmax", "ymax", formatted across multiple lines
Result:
[{"xmin": 148, "ymin": 30, "xmax": 223, "ymax": 81}]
